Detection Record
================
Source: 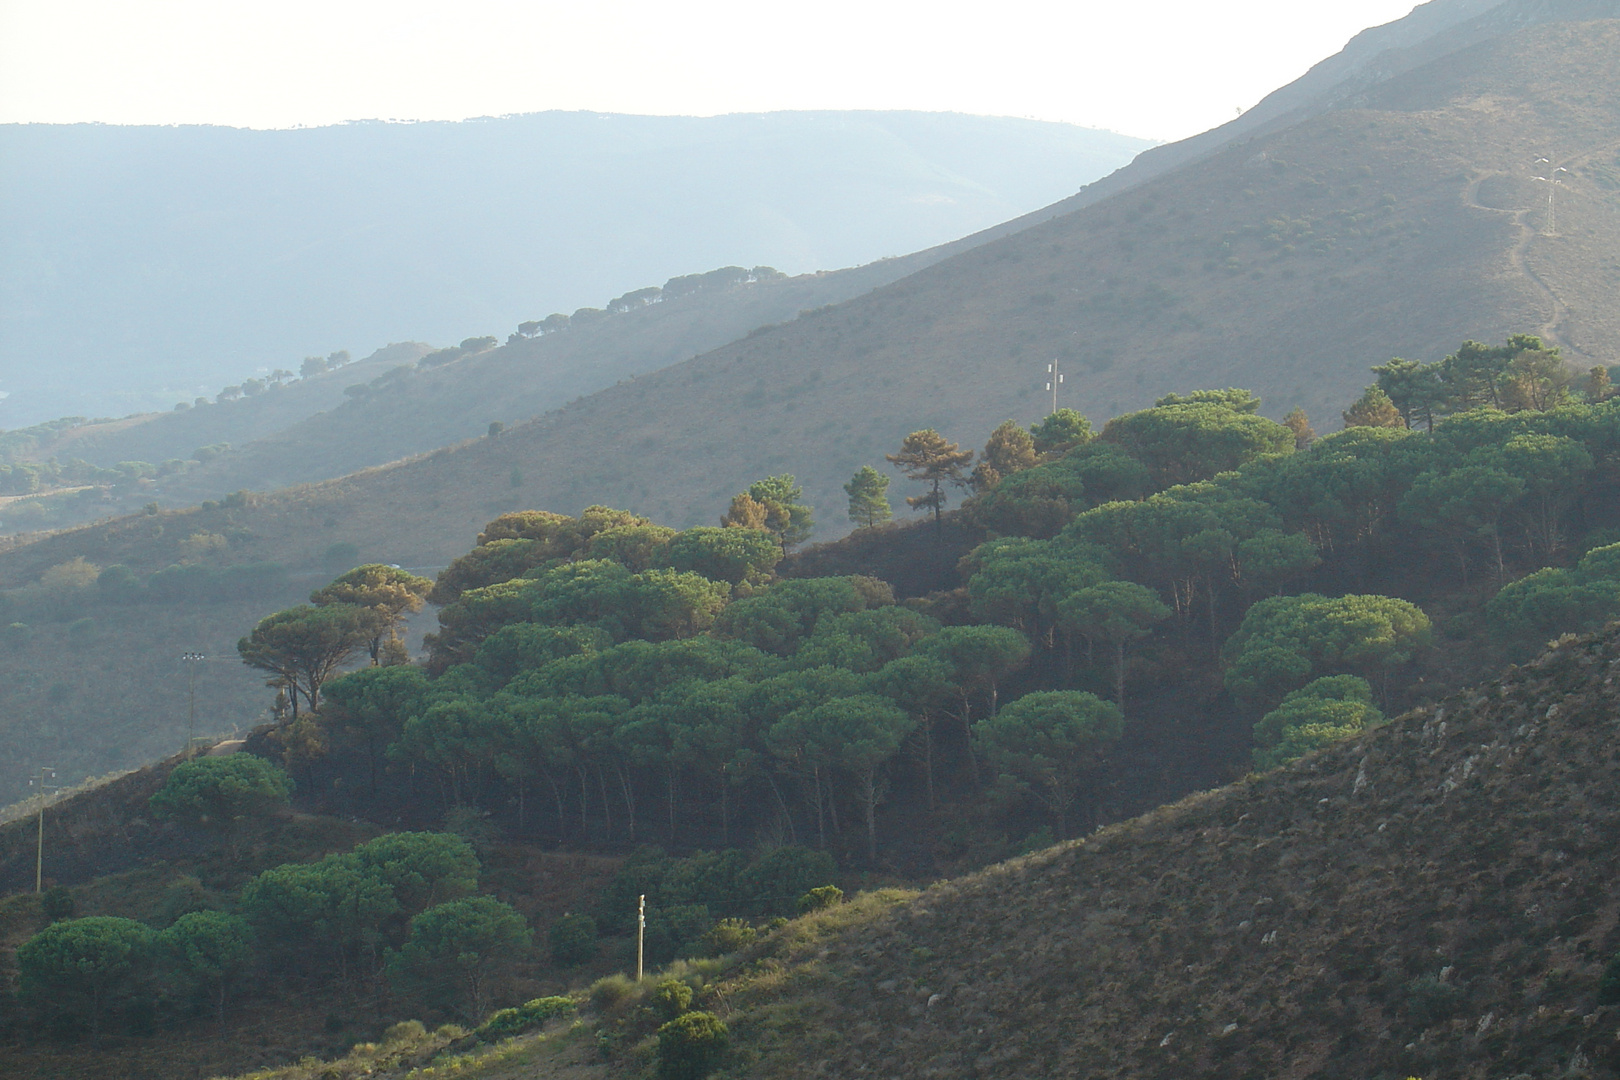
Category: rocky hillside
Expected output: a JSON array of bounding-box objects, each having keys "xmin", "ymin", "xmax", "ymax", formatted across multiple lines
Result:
[{"xmin": 702, "ymin": 626, "xmax": 1620, "ymax": 1079}]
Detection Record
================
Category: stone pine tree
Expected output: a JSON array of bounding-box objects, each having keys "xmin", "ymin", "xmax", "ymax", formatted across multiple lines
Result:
[
  {"xmin": 237, "ymin": 604, "xmax": 372, "ymax": 715},
  {"xmin": 887, "ymin": 430, "xmax": 974, "ymax": 528},
  {"xmin": 971, "ymin": 420, "xmax": 1039, "ymax": 492},
  {"xmin": 1342, "ymin": 386, "xmax": 1404, "ymax": 429},
  {"xmin": 1283, "ymin": 407, "xmax": 1315, "ymax": 450},
  {"xmin": 310, "ymin": 564, "xmax": 433, "ymax": 666},
  {"xmin": 843, "ymin": 466, "xmax": 892, "ymax": 529}
]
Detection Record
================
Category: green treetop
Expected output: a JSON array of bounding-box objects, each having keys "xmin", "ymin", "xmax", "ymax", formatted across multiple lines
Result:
[
  {"xmin": 973, "ymin": 690, "xmax": 1123, "ymax": 837},
  {"xmin": 843, "ymin": 465, "xmax": 893, "ymax": 529}
]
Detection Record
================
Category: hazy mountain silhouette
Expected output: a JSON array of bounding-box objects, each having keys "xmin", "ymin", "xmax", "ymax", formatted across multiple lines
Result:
[{"xmin": 0, "ymin": 111, "xmax": 1150, "ymax": 426}]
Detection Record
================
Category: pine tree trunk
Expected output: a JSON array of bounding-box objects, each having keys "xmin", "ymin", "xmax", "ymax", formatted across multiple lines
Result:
[
  {"xmin": 959, "ymin": 698, "xmax": 979, "ymax": 784},
  {"xmin": 1114, "ymin": 640, "xmax": 1127, "ymax": 711}
]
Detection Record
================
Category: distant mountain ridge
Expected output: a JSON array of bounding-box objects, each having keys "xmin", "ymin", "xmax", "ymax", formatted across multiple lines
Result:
[{"xmin": 0, "ymin": 111, "xmax": 1152, "ymax": 426}]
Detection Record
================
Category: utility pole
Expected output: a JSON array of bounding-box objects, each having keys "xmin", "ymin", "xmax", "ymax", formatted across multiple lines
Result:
[
  {"xmin": 636, "ymin": 894, "xmax": 646, "ymax": 982},
  {"xmin": 1533, "ymin": 159, "xmax": 1569, "ymax": 236},
  {"xmin": 1045, "ymin": 362, "xmax": 1065, "ymax": 415},
  {"xmin": 181, "ymin": 652, "xmax": 206, "ymax": 753},
  {"xmin": 28, "ymin": 767, "xmax": 58, "ymax": 893}
]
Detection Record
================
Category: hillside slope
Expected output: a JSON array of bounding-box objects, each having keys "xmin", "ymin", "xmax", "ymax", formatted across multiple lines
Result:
[
  {"xmin": 65, "ymin": 258, "xmax": 962, "ymax": 502},
  {"xmin": 4, "ymin": 14, "xmax": 1609, "ymax": 579},
  {"xmin": 9, "ymin": 341, "xmax": 429, "ymax": 465},
  {"xmin": 699, "ymin": 626, "xmax": 1620, "ymax": 1079},
  {"xmin": 0, "ymin": 111, "xmax": 1151, "ymax": 426}
]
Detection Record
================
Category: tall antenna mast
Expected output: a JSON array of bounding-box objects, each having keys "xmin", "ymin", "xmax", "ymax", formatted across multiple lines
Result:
[
  {"xmin": 1533, "ymin": 158, "xmax": 1569, "ymax": 236},
  {"xmin": 1045, "ymin": 362, "xmax": 1065, "ymax": 414}
]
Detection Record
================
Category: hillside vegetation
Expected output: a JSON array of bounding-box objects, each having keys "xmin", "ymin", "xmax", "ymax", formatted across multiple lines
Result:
[
  {"xmin": 74, "ymin": 260, "xmax": 962, "ymax": 507},
  {"xmin": 0, "ymin": 111, "xmax": 1151, "ymax": 425},
  {"xmin": 3, "ymin": 338, "xmax": 1620, "ymax": 1076},
  {"xmin": 4, "ymin": 14, "xmax": 1610, "ymax": 584},
  {"xmin": 664, "ymin": 624, "xmax": 1620, "ymax": 1080}
]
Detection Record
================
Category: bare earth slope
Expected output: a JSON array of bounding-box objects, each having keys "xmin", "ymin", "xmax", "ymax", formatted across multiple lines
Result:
[{"xmin": 711, "ymin": 626, "xmax": 1620, "ymax": 1079}]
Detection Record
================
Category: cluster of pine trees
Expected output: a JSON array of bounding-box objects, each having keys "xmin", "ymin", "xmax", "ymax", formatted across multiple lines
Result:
[{"xmin": 226, "ymin": 337, "xmax": 1620, "ymax": 872}]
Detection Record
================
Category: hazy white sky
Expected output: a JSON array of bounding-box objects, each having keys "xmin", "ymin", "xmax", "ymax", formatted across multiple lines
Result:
[{"xmin": 0, "ymin": 0, "xmax": 1421, "ymax": 142}]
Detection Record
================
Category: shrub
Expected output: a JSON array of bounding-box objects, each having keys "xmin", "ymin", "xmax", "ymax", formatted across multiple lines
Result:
[
  {"xmin": 1600, "ymin": 953, "xmax": 1620, "ymax": 1002},
  {"xmin": 656, "ymin": 1010, "xmax": 730, "ymax": 1080},
  {"xmin": 1405, "ymin": 975, "xmax": 1461, "ymax": 1028},
  {"xmin": 550, "ymin": 913, "xmax": 598, "ymax": 966},
  {"xmin": 650, "ymin": 978, "xmax": 693, "ymax": 1021},
  {"xmin": 382, "ymin": 1019, "xmax": 428, "ymax": 1045},
  {"xmin": 475, "ymin": 995, "xmax": 576, "ymax": 1041},
  {"xmin": 40, "ymin": 886, "xmax": 75, "ymax": 922},
  {"xmin": 736, "ymin": 846, "xmax": 837, "ymax": 916},
  {"xmin": 699, "ymin": 918, "xmax": 757, "ymax": 956},
  {"xmin": 797, "ymin": 885, "xmax": 844, "ymax": 913},
  {"xmin": 589, "ymin": 973, "xmax": 637, "ymax": 1010}
]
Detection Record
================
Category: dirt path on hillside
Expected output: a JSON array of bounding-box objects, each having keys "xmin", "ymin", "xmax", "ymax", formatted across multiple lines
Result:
[{"xmin": 1463, "ymin": 140, "xmax": 1620, "ymax": 359}]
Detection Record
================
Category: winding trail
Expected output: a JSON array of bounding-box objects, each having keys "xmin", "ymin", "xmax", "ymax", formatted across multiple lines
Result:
[{"xmin": 1462, "ymin": 139, "xmax": 1620, "ymax": 359}]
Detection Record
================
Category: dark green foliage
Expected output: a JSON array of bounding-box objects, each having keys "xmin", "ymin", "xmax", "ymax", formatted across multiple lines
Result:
[
  {"xmin": 16, "ymin": 917, "xmax": 155, "ymax": 1037},
  {"xmin": 549, "ymin": 913, "xmax": 598, "ymax": 966},
  {"xmin": 737, "ymin": 848, "xmax": 838, "ymax": 916},
  {"xmin": 238, "ymin": 603, "xmax": 374, "ymax": 714},
  {"xmin": 650, "ymin": 978, "xmax": 694, "ymax": 1020},
  {"xmin": 1222, "ymin": 593, "xmax": 1432, "ymax": 703},
  {"xmin": 663, "ymin": 526, "xmax": 783, "ymax": 586},
  {"xmin": 1486, "ymin": 542, "xmax": 1620, "ymax": 649},
  {"xmin": 656, "ymin": 1010, "xmax": 730, "ymax": 1080},
  {"xmin": 1029, "ymin": 408, "xmax": 1094, "ymax": 456},
  {"xmin": 239, "ymin": 853, "xmax": 399, "ymax": 971},
  {"xmin": 158, "ymin": 911, "xmax": 255, "ymax": 1020},
  {"xmin": 148, "ymin": 754, "xmax": 294, "ymax": 842},
  {"xmin": 1253, "ymin": 675, "xmax": 1384, "ymax": 769},
  {"xmin": 385, "ymin": 896, "xmax": 531, "ymax": 1018},
  {"xmin": 743, "ymin": 475, "xmax": 816, "ymax": 547},
  {"xmin": 1600, "ymin": 954, "xmax": 1620, "ymax": 1003},
  {"xmin": 974, "ymin": 690, "xmax": 1123, "ymax": 836},
  {"xmin": 700, "ymin": 918, "xmax": 757, "ymax": 956},
  {"xmin": 797, "ymin": 885, "xmax": 844, "ymax": 913},
  {"xmin": 844, "ymin": 466, "xmax": 893, "ymax": 529},
  {"xmin": 712, "ymin": 575, "xmax": 893, "ymax": 656},
  {"xmin": 1099, "ymin": 392, "xmax": 1294, "ymax": 487},
  {"xmin": 350, "ymin": 831, "xmax": 480, "ymax": 916},
  {"xmin": 40, "ymin": 886, "xmax": 75, "ymax": 922},
  {"xmin": 475, "ymin": 996, "xmax": 576, "ymax": 1041}
]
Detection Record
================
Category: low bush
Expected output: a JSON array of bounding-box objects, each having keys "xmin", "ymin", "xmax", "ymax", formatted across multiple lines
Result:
[
  {"xmin": 650, "ymin": 978, "xmax": 693, "ymax": 1021},
  {"xmin": 797, "ymin": 885, "xmax": 844, "ymax": 913},
  {"xmin": 656, "ymin": 1010, "xmax": 729, "ymax": 1080},
  {"xmin": 700, "ymin": 918, "xmax": 757, "ymax": 956},
  {"xmin": 474, "ymin": 995, "xmax": 576, "ymax": 1042},
  {"xmin": 590, "ymin": 973, "xmax": 638, "ymax": 1011},
  {"xmin": 550, "ymin": 913, "xmax": 598, "ymax": 966}
]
